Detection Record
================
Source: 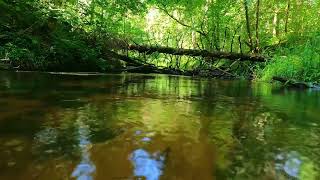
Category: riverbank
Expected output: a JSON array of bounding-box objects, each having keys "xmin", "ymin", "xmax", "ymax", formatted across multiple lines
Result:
[
  {"xmin": 1, "ymin": 1, "xmax": 319, "ymax": 88},
  {"xmin": 1, "ymin": 70, "xmax": 319, "ymax": 90}
]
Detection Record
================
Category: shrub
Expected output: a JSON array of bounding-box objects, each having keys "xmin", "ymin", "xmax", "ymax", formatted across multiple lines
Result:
[{"xmin": 257, "ymin": 33, "xmax": 320, "ymax": 83}]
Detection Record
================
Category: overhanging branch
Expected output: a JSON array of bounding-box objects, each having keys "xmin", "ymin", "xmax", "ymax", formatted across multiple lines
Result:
[{"xmin": 157, "ymin": 5, "xmax": 207, "ymax": 37}]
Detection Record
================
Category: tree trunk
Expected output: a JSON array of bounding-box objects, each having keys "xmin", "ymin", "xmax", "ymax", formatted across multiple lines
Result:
[
  {"xmin": 255, "ymin": 0, "xmax": 261, "ymax": 52},
  {"xmin": 191, "ymin": 18, "xmax": 197, "ymax": 49},
  {"xmin": 273, "ymin": 9, "xmax": 278, "ymax": 37},
  {"xmin": 215, "ymin": 17, "xmax": 221, "ymax": 51},
  {"xmin": 90, "ymin": 0, "xmax": 95, "ymax": 28},
  {"xmin": 244, "ymin": 0, "xmax": 254, "ymax": 51},
  {"xmin": 284, "ymin": 0, "xmax": 291, "ymax": 33},
  {"xmin": 127, "ymin": 44, "xmax": 265, "ymax": 62}
]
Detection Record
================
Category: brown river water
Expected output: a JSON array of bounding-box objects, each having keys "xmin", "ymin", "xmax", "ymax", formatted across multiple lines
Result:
[{"xmin": 0, "ymin": 72, "xmax": 319, "ymax": 180}]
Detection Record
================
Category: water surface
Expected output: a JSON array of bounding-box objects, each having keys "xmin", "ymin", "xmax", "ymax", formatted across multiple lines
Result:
[{"xmin": 0, "ymin": 72, "xmax": 319, "ymax": 180}]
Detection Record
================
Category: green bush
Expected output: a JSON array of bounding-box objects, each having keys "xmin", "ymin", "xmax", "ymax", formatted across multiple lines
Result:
[
  {"xmin": 257, "ymin": 33, "xmax": 320, "ymax": 83},
  {"xmin": 0, "ymin": 0, "xmax": 123, "ymax": 72}
]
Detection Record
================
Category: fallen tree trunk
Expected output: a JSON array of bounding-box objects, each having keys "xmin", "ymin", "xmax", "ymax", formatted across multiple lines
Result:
[
  {"xmin": 102, "ymin": 50, "xmax": 237, "ymax": 78},
  {"xmin": 272, "ymin": 76, "xmax": 317, "ymax": 89},
  {"xmin": 104, "ymin": 50, "xmax": 146, "ymax": 67},
  {"xmin": 103, "ymin": 49, "xmax": 160, "ymax": 73},
  {"xmin": 127, "ymin": 44, "xmax": 266, "ymax": 62}
]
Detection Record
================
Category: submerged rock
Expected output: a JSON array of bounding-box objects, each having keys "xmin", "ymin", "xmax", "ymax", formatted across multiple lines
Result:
[
  {"xmin": 4, "ymin": 139, "xmax": 23, "ymax": 147},
  {"xmin": 13, "ymin": 146, "xmax": 24, "ymax": 152},
  {"xmin": 7, "ymin": 161, "xmax": 16, "ymax": 167}
]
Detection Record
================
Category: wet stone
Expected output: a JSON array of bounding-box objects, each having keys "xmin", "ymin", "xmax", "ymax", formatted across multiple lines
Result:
[
  {"xmin": 44, "ymin": 149, "xmax": 55, "ymax": 154},
  {"xmin": 35, "ymin": 165, "xmax": 43, "ymax": 170},
  {"xmin": 7, "ymin": 161, "xmax": 16, "ymax": 167},
  {"xmin": 13, "ymin": 146, "xmax": 24, "ymax": 152},
  {"xmin": 141, "ymin": 137, "xmax": 152, "ymax": 142},
  {"xmin": 4, "ymin": 139, "xmax": 23, "ymax": 147}
]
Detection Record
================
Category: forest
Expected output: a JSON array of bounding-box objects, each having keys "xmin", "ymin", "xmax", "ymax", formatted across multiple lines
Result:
[
  {"xmin": 1, "ymin": 1, "xmax": 320, "ymax": 179},
  {"xmin": 0, "ymin": 0, "xmax": 319, "ymax": 84}
]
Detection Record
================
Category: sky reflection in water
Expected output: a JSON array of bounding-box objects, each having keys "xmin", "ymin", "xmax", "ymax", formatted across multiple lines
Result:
[
  {"xmin": 130, "ymin": 149, "xmax": 165, "ymax": 180},
  {"xmin": 71, "ymin": 120, "xmax": 96, "ymax": 180},
  {"xmin": 130, "ymin": 131, "xmax": 165, "ymax": 180}
]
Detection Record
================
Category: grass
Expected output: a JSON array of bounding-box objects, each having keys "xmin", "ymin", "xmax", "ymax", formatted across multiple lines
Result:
[{"xmin": 256, "ymin": 33, "xmax": 320, "ymax": 84}]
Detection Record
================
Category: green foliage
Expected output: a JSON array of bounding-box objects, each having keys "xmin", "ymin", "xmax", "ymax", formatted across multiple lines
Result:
[
  {"xmin": 0, "ymin": 0, "xmax": 319, "ymax": 82},
  {"xmin": 257, "ymin": 33, "xmax": 320, "ymax": 83},
  {"xmin": 0, "ymin": 0, "xmax": 126, "ymax": 72}
]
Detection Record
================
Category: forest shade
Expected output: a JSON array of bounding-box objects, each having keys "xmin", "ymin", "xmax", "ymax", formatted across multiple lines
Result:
[{"xmin": 0, "ymin": 0, "xmax": 319, "ymax": 83}]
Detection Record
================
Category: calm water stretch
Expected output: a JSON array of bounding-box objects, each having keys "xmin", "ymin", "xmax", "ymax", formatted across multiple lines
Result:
[{"xmin": 0, "ymin": 72, "xmax": 319, "ymax": 180}]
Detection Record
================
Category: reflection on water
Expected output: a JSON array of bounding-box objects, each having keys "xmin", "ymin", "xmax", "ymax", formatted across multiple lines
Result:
[
  {"xmin": 130, "ymin": 130, "xmax": 167, "ymax": 180},
  {"xmin": 275, "ymin": 151, "xmax": 318, "ymax": 179},
  {"xmin": 0, "ymin": 71, "xmax": 319, "ymax": 180},
  {"xmin": 130, "ymin": 149, "xmax": 165, "ymax": 180},
  {"xmin": 276, "ymin": 151, "xmax": 302, "ymax": 178},
  {"xmin": 71, "ymin": 113, "xmax": 96, "ymax": 180}
]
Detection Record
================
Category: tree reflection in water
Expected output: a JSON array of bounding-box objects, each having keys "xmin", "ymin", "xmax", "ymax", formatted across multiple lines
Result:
[{"xmin": 0, "ymin": 72, "xmax": 319, "ymax": 179}]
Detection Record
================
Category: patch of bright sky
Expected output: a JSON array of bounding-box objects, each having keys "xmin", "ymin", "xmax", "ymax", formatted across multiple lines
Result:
[
  {"xmin": 79, "ymin": 0, "xmax": 91, "ymax": 6},
  {"xmin": 145, "ymin": 6, "xmax": 187, "ymax": 43},
  {"xmin": 145, "ymin": 7, "xmax": 180, "ymax": 29},
  {"xmin": 146, "ymin": 7, "xmax": 159, "ymax": 24}
]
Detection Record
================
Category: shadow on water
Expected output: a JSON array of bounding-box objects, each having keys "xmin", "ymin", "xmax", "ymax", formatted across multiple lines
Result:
[{"xmin": 0, "ymin": 71, "xmax": 319, "ymax": 179}]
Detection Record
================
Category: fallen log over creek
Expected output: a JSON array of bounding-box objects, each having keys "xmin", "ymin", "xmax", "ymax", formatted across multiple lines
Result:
[
  {"xmin": 127, "ymin": 44, "xmax": 266, "ymax": 62},
  {"xmin": 103, "ymin": 50, "xmax": 236, "ymax": 78}
]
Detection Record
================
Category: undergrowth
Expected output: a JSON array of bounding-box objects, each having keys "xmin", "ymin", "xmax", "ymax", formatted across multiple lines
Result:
[
  {"xmin": 0, "ymin": 0, "xmax": 122, "ymax": 72},
  {"xmin": 256, "ymin": 33, "xmax": 320, "ymax": 83}
]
